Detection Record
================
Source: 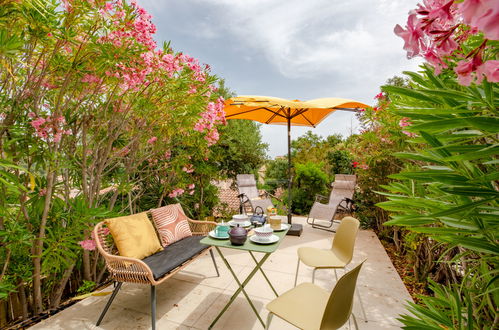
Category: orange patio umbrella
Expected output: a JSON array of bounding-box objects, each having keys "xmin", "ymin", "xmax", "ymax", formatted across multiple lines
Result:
[{"xmin": 223, "ymin": 95, "xmax": 369, "ymax": 236}]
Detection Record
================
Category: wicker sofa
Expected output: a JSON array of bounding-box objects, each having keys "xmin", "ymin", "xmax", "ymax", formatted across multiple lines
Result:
[{"xmin": 93, "ymin": 208, "xmax": 218, "ymax": 330}]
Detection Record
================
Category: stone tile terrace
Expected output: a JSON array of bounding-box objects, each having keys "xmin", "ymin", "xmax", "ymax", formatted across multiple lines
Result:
[{"xmin": 32, "ymin": 217, "xmax": 412, "ymax": 329}]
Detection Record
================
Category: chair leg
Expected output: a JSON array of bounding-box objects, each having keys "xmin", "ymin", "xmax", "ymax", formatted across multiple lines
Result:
[
  {"xmin": 209, "ymin": 249, "xmax": 220, "ymax": 277},
  {"xmin": 151, "ymin": 285, "xmax": 157, "ymax": 330},
  {"xmin": 312, "ymin": 268, "xmax": 317, "ymax": 284},
  {"xmin": 334, "ymin": 269, "xmax": 338, "ymax": 281},
  {"xmin": 265, "ymin": 312, "xmax": 274, "ymax": 329},
  {"xmin": 96, "ymin": 281, "xmax": 122, "ymax": 326},
  {"xmin": 352, "ymin": 312, "xmax": 359, "ymax": 330},
  {"xmin": 294, "ymin": 258, "xmax": 300, "ymax": 287},
  {"xmin": 345, "ymin": 268, "xmax": 367, "ymax": 322},
  {"xmin": 356, "ymin": 286, "xmax": 368, "ymax": 322}
]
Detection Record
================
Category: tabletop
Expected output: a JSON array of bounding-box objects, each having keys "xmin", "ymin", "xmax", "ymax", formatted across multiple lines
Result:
[{"xmin": 200, "ymin": 225, "xmax": 289, "ymax": 253}]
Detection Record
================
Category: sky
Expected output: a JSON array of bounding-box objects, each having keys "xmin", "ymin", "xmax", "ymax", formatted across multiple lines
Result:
[{"xmin": 137, "ymin": 0, "xmax": 423, "ymax": 158}]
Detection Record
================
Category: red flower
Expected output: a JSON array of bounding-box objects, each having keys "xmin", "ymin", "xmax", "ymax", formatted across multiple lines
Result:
[{"xmin": 352, "ymin": 161, "xmax": 359, "ymax": 168}]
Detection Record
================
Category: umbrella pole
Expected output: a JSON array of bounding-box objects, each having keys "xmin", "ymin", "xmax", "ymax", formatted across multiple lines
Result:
[
  {"xmin": 286, "ymin": 114, "xmax": 303, "ymax": 236},
  {"xmin": 287, "ymin": 116, "xmax": 292, "ymax": 225}
]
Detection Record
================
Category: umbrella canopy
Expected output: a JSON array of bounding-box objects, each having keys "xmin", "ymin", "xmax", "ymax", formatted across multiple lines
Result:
[
  {"xmin": 223, "ymin": 95, "xmax": 369, "ymax": 234},
  {"xmin": 225, "ymin": 95, "xmax": 368, "ymax": 127}
]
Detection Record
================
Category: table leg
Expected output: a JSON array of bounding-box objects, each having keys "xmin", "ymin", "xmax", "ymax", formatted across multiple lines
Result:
[
  {"xmin": 209, "ymin": 247, "xmax": 270, "ymax": 329},
  {"xmin": 249, "ymin": 251, "xmax": 278, "ymax": 297}
]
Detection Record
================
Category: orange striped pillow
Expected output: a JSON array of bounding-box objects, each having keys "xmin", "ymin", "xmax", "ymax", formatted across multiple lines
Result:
[{"xmin": 151, "ymin": 204, "xmax": 193, "ymax": 247}]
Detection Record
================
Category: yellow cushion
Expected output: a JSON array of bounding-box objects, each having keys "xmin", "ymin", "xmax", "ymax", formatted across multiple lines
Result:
[{"xmin": 106, "ymin": 213, "xmax": 162, "ymax": 259}]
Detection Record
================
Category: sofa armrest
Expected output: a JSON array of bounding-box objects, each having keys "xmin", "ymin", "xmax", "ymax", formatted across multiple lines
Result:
[
  {"xmin": 104, "ymin": 253, "xmax": 156, "ymax": 284},
  {"xmin": 187, "ymin": 219, "xmax": 217, "ymax": 235}
]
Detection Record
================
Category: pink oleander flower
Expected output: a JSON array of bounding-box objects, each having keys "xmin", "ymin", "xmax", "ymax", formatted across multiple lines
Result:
[
  {"xmin": 188, "ymin": 85, "xmax": 197, "ymax": 94},
  {"xmin": 188, "ymin": 183, "xmax": 195, "ymax": 189},
  {"xmin": 374, "ymin": 92, "xmax": 385, "ymax": 99},
  {"xmin": 78, "ymin": 239, "xmax": 96, "ymax": 251},
  {"xmin": 476, "ymin": 60, "xmax": 499, "ymax": 83},
  {"xmin": 169, "ymin": 188, "xmax": 185, "ymax": 198},
  {"xmin": 81, "ymin": 74, "xmax": 102, "ymax": 84},
  {"xmin": 182, "ymin": 164, "xmax": 194, "ymax": 173},
  {"xmin": 399, "ymin": 117, "xmax": 412, "ymax": 127},
  {"xmin": 423, "ymin": 47, "xmax": 448, "ymax": 74},
  {"xmin": 359, "ymin": 164, "xmax": 369, "ymax": 170},
  {"xmin": 403, "ymin": 130, "xmax": 417, "ymax": 137},
  {"xmin": 189, "ymin": 190, "xmax": 195, "ymax": 195},
  {"xmin": 147, "ymin": 136, "xmax": 157, "ymax": 144},
  {"xmin": 455, "ymin": 57, "xmax": 479, "ymax": 85},
  {"xmin": 394, "ymin": 14, "xmax": 425, "ymax": 58},
  {"xmin": 164, "ymin": 150, "xmax": 171, "ymax": 160},
  {"xmin": 459, "ymin": 0, "xmax": 499, "ymax": 40}
]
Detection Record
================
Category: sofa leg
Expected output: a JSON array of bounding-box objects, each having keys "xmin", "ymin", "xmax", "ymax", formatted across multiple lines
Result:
[
  {"xmin": 209, "ymin": 249, "xmax": 220, "ymax": 277},
  {"xmin": 151, "ymin": 285, "xmax": 157, "ymax": 330},
  {"xmin": 96, "ymin": 281, "xmax": 122, "ymax": 326}
]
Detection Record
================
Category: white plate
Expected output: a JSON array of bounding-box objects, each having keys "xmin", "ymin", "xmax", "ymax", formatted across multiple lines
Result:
[
  {"xmin": 250, "ymin": 234, "xmax": 279, "ymax": 245},
  {"xmin": 228, "ymin": 220, "xmax": 252, "ymax": 227},
  {"xmin": 271, "ymin": 224, "xmax": 290, "ymax": 232},
  {"xmin": 209, "ymin": 230, "xmax": 229, "ymax": 239}
]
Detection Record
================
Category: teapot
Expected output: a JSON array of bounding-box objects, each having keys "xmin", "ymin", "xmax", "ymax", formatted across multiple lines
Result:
[{"xmin": 229, "ymin": 224, "xmax": 248, "ymax": 246}]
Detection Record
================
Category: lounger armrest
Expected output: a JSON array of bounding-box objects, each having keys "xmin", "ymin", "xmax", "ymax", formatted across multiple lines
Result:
[
  {"xmin": 187, "ymin": 218, "xmax": 217, "ymax": 235},
  {"xmin": 314, "ymin": 194, "xmax": 328, "ymax": 203}
]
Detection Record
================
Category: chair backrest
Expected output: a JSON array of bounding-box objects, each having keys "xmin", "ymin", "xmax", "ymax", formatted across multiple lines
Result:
[
  {"xmin": 236, "ymin": 174, "xmax": 260, "ymax": 199},
  {"xmin": 328, "ymin": 179, "xmax": 356, "ymax": 204},
  {"xmin": 320, "ymin": 261, "xmax": 365, "ymax": 329},
  {"xmin": 333, "ymin": 174, "xmax": 356, "ymax": 183},
  {"xmin": 331, "ymin": 216, "xmax": 360, "ymax": 264}
]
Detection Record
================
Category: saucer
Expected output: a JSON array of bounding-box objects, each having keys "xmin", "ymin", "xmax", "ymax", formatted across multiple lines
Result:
[
  {"xmin": 249, "ymin": 234, "xmax": 279, "ymax": 245},
  {"xmin": 228, "ymin": 220, "xmax": 252, "ymax": 227},
  {"xmin": 209, "ymin": 230, "xmax": 229, "ymax": 239},
  {"xmin": 271, "ymin": 224, "xmax": 290, "ymax": 232}
]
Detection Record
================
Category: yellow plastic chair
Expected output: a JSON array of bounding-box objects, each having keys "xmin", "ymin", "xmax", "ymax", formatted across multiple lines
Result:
[
  {"xmin": 266, "ymin": 261, "xmax": 364, "ymax": 330},
  {"xmin": 295, "ymin": 216, "xmax": 367, "ymax": 321}
]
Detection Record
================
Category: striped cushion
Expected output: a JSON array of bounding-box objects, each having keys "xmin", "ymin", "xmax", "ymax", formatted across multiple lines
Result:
[{"xmin": 151, "ymin": 204, "xmax": 193, "ymax": 247}]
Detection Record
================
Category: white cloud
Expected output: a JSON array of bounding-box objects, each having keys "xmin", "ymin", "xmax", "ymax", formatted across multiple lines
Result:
[{"xmin": 137, "ymin": 0, "xmax": 424, "ymax": 158}]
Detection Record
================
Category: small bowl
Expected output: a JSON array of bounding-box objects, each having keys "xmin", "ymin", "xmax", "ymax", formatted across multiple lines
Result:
[
  {"xmin": 232, "ymin": 214, "xmax": 249, "ymax": 223},
  {"xmin": 254, "ymin": 226, "xmax": 273, "ymax": 240}
]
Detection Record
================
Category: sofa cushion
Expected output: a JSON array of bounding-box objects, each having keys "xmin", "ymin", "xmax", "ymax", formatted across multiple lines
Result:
[
  {"xmin": 106, "ymin": 213, "xmax": 162, "ymax": 259},
  {"xmin": 151, "ymin": 204, "xmax": 193, "ymax": 247},
  {"xmin": 142, "ymin": 235, "xmax": 209, "ymax": 280}
]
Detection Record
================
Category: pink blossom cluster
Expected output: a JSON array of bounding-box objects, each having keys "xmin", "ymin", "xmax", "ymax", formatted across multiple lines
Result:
[
  {"xmin": 99, "ymin": 1, "xmax": 157, "ymax": 51},
  {"xmin": 78, "ymin": 227, "xmax": 110, "ymax": 251},
  {"xmin": 194, "ymin": 97, "xmax": 226, "ymax": 146},
  {"xmin": 81, "ymin": 74, "xmax": 102, "ymax": 84},
  {"xmin": 399, "ymin": 117, "xmax": 412, "ymax": 127},
  {"xmin": 398, "ymin": 117, "xmax": 417, "ymax": 137},
  {"xmin": 394, "ymin": 0, "xmax": 499, "ymax": 85},
  {"xmin": 29, "ymin": 112, "xmax": 71, "ymax": 143},
  {"xmin": 182, "ymin": 164, "xmax": 194, "ymax": 173},
  {"xmin": 147, "ymin": 136, "xmax": 157, "ymax": 144},
  {"xmin": 169, "ymin": 188, "xmax": 185, "ymax": 198},
  {"xmin": 188, "ymin": 183, "xmax": 195, "ymax": 195}
]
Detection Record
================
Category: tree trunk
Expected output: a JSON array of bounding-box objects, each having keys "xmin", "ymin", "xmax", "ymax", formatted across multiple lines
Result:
[
  {"xmin": 50, "ymin": 263, "xmax": 75, "ymax": 308},
  {"xmin": 32, "ymin": 170, "xmax": 56, "ymax": 313},
  {"xmin": 82, "ymin": 250, "xmax": 91, "ymax": 281},
  {"xmin": 17, "ymin": 279, "xmax": 28, "ymax": 320}
]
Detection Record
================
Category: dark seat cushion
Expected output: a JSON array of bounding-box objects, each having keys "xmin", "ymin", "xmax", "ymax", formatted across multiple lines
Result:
[{"xmin": 142, "ymin": 235, "xmax": 209, "ymax": 280}]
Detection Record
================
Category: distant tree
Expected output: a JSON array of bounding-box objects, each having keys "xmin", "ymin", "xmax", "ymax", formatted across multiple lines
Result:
[
  {"xmin": 212, "ymin": 79, "xmax": 269, "ymax": 178},
  {"xmin": 213, "ymin": 119, "xmax": 268, "ymax": 178}
]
